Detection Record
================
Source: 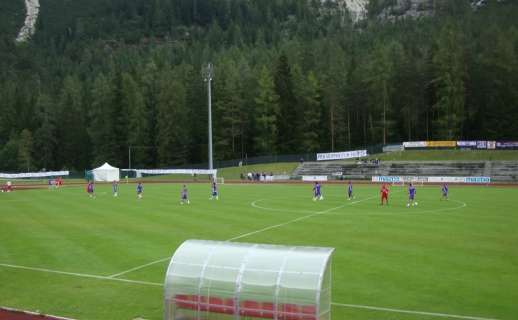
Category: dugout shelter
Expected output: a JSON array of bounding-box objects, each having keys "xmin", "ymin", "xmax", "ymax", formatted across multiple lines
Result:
[{"xmin": 164, "ymin": 240, "xmax": 334, "ymax": 320}]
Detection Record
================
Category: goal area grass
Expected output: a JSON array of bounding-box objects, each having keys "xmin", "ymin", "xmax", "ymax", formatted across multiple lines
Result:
[{"xmin": 1, "ymin": 182, "xmax": 517, "ymax": 320}]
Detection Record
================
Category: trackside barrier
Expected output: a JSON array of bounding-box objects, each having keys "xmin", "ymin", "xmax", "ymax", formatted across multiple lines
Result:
[{"xmin": 372, "ymin": 176, "xmax": 491, "ymax": 184}]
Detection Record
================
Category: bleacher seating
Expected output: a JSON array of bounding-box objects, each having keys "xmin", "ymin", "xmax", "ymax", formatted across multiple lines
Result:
[
  {"xmin": 292, "ymin": 161, "xmax": 518, "ymax": 182},
  {"xmin": 489, "ymin": 162, "xmax": 518, "ymax": 182}
]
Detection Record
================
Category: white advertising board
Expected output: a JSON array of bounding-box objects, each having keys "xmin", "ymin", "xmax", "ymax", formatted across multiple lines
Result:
[
  {"xmin": 372, "ymin": 176, "xmax": 402, "ymax": 183},
  {"xmin": 302, "ymin": 175, "xmax": 328, "ymax": 182},
  {"xmin": 373, "ymin": 176, "xmax": 491, "ymax": 184},
  {"xmin": 135, "ymin": 169, "xmax": 217, "ymax": 176},
  {"xmin": 0, "ymin": 171, "xmax": 69, "ymax": 179},
  {"xmin": 403, "ymin": 141, "xmax": 427, "ymax": 148},
  {"xmin": 316, "ymin": 150, "xmax": 367, "ymax": 161}
]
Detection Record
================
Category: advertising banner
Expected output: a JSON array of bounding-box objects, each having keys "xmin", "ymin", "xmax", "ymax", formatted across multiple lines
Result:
[
  {"xmin": 303, "ymin": 175, "xmax": 328, "ymax": 182},
  {"xmin": 374, "ymin": 176, "xmax": 491, "ymax": 184},
  {"xmin": 316, "ymin": 150, "xmax": 367, "ymax": 161},
  {"xmin": 464, "ymin": 177, "xmax": 491, "ymax": 184},
  {"xmin": 457, "ymin": 141, "xmax": 477, "ymax": 148},
  {"xmin": 0, "ymin": 171, "xmax": 69, "ymax": 179},
  {"xmin": 496, "ymin": 141, "xmax": 518, "ymax": 149},
  {"xmin": 426, "ymin": 141, "xmax": 457, "ymax": 148},
  {"xmin": 134, "ymin": 169, "xmax": 217, "ymax": 176},
  {"xmin": 477, "ymin": 141, "xmax": 487, "ymax": 149},
  {"xmin": 428, "ymin": 176, "xmax": 471, "ymax": 183},
  {"xmin": 372, "ymin": 176, "xmax": 401, "ymax": 183},
  {"xmin": 487, "ymin": 141, "xmax": 496, "ymax": 149},
  {"xmin": 403, "ymin": 141, "xmax": 427, "ymax": 148},
  {"xmin": 383, "ymin": 144, "xmax": 403, "ymax": 152}
]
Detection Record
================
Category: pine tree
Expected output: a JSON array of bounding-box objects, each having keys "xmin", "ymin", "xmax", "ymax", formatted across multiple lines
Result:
[
  {"xmin": 254, "ymin": 66, "xmax": 279, "ymax": 154},
  {"xmin": 17, "ymin": 129, "xmax": 33, "ymax": 172},
  {"xmin": 432, "ymin": 23, "xmax": 466, "ymax": 140},
  {"xmin": 123, "ymin": 73, "xmax": 152, "ymax": 168},
  {"xmin": 300, "ymin": 71, "xmax": 322, "ymax": 153},
  {"xmin": 34, "ymin": 93, "xmax": 57, "ymax": 169},
  {"xmin": 58, "ymin": 75, "xmax": 89, "ymax": 170},
  {"xmin": 89, "ymin": 73, "xmax": 118, "ymax": 166},
  {"xmin": 274, "ymin": 54, "xmax": 299, "ymax": 153},
  {"xmin": 156, "ymin": 70, "xmax": 190, "ymax": 166}
]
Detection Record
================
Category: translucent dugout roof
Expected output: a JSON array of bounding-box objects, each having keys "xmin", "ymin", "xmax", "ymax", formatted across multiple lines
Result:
[{"xmin": 164, "ymin": 240, "xmax": 334, "ymax": 320}]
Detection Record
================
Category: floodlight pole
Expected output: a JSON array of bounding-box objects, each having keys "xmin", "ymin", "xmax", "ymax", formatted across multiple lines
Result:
[
  {"xmin": 204, "ymin": 63, "xmax": 214, "ymax": 170},
  {"xmin": 128, "ymin": 146, "xmax": 132, "ymax": 170}
]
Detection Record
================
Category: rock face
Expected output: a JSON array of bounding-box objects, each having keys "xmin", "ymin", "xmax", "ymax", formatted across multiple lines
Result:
[
  {"xmin": 377, "ymin": 0, "xmax": 434, "ymax": 21},
  {"xmin": 16, "ymin": 0, "xmax": 39, "ymax": 42},
  {"xmin": 342, "ymin": 0, "xmax": 368, "ymax": 22},
  {"xmin": 338, "ymin": 0, "xmax": 506, "ymax": 22}
]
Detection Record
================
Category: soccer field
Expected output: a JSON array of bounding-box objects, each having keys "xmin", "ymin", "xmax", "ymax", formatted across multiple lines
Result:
[{"xmin": 1, "ymin": 183, "xmax": 517, "ymax": 320}]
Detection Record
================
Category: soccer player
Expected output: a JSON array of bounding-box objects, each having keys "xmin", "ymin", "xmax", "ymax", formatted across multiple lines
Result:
[
  {"xmin": 136, "ymin": 182, "xmax": 143, "ymax": 199},
  {"xmin": 112, "ymin": 180, "xmax": 119, "ymax": 197},
  {"xmin": 313, "ymin": 182, "xmax": 323, "ymax": 201},
  {"xmin": 181, "ymin": 184, "xmax": 190, "ymax": 204},
  {"xmin": 380, "ymin": 184, "xmax": 389, "ymax": 205},
  {"xmin": 347, "ymin": 181, "xmax": 353, "ymax": 200},
  {"xmin": 407, "ymin": 183, "xmax": 417, "ymax": 207},
  {"xmin": 87, "ymin": 181, "xmax": 95, "ymax": 198},
  {"xmin": 210, "ymin": 181, "xmax": 219, "ymax": 200},
  {"xmin": 441, "ymin": 183, "xmax": 449, "ymax": 201}
]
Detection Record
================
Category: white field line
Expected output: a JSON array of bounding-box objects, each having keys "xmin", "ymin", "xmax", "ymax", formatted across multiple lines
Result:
[
  {"xmin": 331, "ymin": 302, "xmax": 499, "ymax": 320},
  {"xmin": 109, "ymin": 195, "xmax": 378, "ymax": 278},
  {"xmin": 0, "ymin": 262, "xmax": 500, "ymax": 320},
  {"xmin": 0, "ymin": 263, "xmax": 162, "ymax": 287},
  {"xmin": 107, "ymin": 257, "xmax": 170, "ymax": 278},
  {"xmin": 228, "ymin": 195, "xmax": 377, "ymax": 241}
]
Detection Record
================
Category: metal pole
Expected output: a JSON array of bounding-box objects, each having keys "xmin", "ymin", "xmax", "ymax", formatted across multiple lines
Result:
[
  {"xmin": 128, "ymin": 146, "xmax": 131, "ymax": 170},
  {"xmin": 206, "ymin": 63, "xmax": 214, "ymax": 170}
]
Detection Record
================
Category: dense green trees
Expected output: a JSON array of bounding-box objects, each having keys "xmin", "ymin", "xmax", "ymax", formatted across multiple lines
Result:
[{"xmin": 0, "ymin": 0, "xmax": 517, "ymax": 171}]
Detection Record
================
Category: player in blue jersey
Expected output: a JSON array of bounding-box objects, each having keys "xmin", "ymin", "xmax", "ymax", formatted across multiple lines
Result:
[
  {"xmin": 181, "ymin": 184, "xmax": 190, "ymax": 204},
  {"xmin": 210, "ymin": 181, "xmax": 219, "ymax": 200},
  {"xmin": 407, "ymin": 183, "xmax": 417, "ymax": 207},
  {"xmin": 112, "ymin": 180, "xmax": 119, "ymax": 197},
  {"xmin": 441, "ymin": 183, "xmax": 449, "ymax": 201},
  {"xmin": 136, "ymin": 182, "xmax": 143, "ymax": 199},
  {"xmin": 347, "ymin": 181, "xmax": 354, "ymax": 200},
  {"xmin": 313, "ymin": 182, "xmax": 323, "ymax": 201}
]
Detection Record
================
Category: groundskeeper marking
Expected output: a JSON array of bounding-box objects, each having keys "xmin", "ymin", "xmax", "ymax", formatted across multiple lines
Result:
[{"xmin": 0, "ymin": 262, "xmax": 498, "ymax": 320}]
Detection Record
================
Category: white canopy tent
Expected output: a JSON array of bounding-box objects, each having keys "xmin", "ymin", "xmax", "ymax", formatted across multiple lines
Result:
[{"xmin": 92, "ymin": 163, "xmax": 120, "ymax": 182}]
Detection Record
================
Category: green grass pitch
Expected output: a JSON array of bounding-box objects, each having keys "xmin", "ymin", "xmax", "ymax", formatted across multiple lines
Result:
[{"xmin": 1, "ymin": 182, "xmax": 517, "ymax": 320}]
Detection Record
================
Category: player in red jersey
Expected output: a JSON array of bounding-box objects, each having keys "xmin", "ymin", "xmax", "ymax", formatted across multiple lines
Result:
[{"xmin": 380, "ymin": 184, "xmax": 389, "ymax": 205}]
